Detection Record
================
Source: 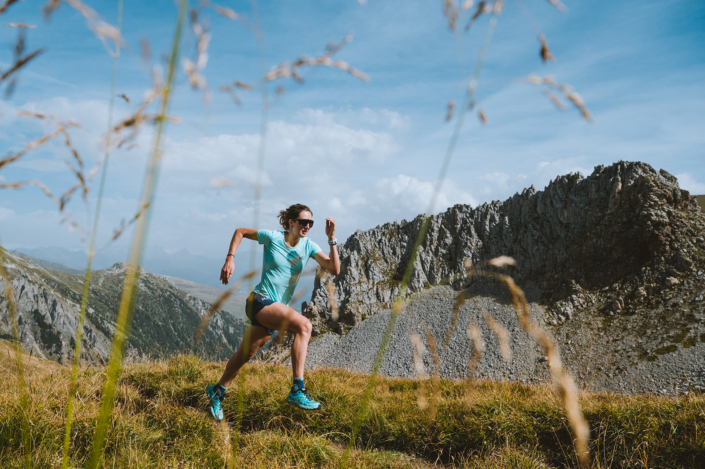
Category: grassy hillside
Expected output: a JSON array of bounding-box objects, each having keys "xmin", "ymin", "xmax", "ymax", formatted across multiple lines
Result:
[
  {"xmin": 696, "ymin": 195, "xmax": 704, "ymax": 211},
  {"xmin": 1, "ymin": 343, "xmax": 703, "ymax": 468}
]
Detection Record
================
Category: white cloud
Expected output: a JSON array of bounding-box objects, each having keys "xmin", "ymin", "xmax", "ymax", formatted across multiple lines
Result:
[
  {"xmin": 471, "ymin": 158, "xmax": 593, "ymax": 202},
  {"xmin": 478, "ymin": 172, "xmax": 522, "ymax": 190},
  {"xmin": 357, "ymin": 108, "xmax": 410, "ymax": 131},
  {"xmin": 329, "ymin": 197, "xmax": 343, "ymax": 209},
  {"xmin": 266, "ymin": 117, "xmax": 399, "ymax": 167},
  {"xmin": 0, "ymin": 209, "xmax": 82, "ymax": 248},
  {"xmin": 161, "ymin": 109, "xmax": 400, "ymax": 195},
  {"xmin": 346, "ymin": 190, "xmax": 367, "ymax": 206},
  {"xmin": 675, "ymin": 173, "xmax": 705, "ymax": 195},
  {"xmin": 375, "ymin": 174, "xmax": 476, "ymax": 215},
  {"xmin": 299, "ymin": 107, "xmax": 410, "ymax": 132}
]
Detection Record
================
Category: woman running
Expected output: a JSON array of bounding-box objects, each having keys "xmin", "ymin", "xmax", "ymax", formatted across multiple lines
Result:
[{"xmin": 206, "ymin": 203, "xmax": 340, "ymax": 420}]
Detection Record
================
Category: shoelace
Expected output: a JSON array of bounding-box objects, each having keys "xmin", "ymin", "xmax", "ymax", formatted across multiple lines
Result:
[
  {"xmin": 210, "ymin": 389, "xmax": 222, "ymax": 404},
  {"xmin": 297, "ymin": 388, "xmax": 314, "ymax": 401}
]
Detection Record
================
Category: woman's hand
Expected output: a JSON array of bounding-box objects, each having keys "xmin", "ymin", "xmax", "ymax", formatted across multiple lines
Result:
[
  {"xmin": 220, "ymin": 257, "xmax": 234, "ymax": 285},
  {"xmin": 325, "ymin": 217, "xmax": 336, "ymax": 240}
]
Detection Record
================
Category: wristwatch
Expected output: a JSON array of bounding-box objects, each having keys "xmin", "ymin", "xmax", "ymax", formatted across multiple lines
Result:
[{"xmin": 328, "ymin": 238, "xmax": 337, "ymax": 246}]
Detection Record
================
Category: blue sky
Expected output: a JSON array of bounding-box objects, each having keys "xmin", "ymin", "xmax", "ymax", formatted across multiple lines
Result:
[{"xmin": 1, "ymin": 0, "xmax": 704, "ymax": 269}]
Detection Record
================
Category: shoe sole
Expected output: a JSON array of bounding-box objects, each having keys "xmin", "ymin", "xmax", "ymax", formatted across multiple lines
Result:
[{"xmin": 286, "ymin": 396, "xmax": 321, "ymax": 410}]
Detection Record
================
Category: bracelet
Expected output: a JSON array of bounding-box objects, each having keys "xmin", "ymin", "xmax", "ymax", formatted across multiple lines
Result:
[
  {"xmin": 328, "ymin": 238, "xmax": 337, "ymax": 246},
  {"xmin": 226, "ymin": 254, "xmax": 234, "ymax": 258}
]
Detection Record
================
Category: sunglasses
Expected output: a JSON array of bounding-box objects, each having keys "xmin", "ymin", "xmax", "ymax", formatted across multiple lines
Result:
[{"xmin": 295, "ymin": 218, "xmax": 314, "ymax": 228}]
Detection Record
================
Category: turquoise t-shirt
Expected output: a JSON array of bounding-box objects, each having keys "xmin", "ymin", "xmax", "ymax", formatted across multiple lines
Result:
[{"xmin": 253, "ymin": 230, "xmax": 322, "ymax": 305}]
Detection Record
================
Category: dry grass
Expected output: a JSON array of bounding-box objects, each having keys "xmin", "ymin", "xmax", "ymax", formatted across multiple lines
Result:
[
  {"xmin": 1, "ymin": 348, "xmax": 703, "ymax": 468},
  {"xmin": 263, "ymin": 34, "xmax": 369, "ymax": 84}
]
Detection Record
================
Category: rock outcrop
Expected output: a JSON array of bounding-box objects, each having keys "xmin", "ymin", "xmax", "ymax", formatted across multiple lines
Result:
[
  {"xmin": 302, "ymin": 161, "xmax": 700, "ymax": 335},
  {"xmin": 257, "ymin": 161, "xmax": 705, "ymax": 395}
]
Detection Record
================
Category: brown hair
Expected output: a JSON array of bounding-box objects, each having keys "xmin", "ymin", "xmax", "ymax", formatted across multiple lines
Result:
[{"xmin": 278, "ymin": 203, "xmax": 312, "ymax": 231}]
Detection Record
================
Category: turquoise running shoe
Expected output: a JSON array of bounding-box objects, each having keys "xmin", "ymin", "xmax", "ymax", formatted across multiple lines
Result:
[
  {"xmin": 206, "ymin": 384, "xmax": 224, "ymax": 421},
  {"xmin": 286, "ymin": 387, "xmax": 321, "ymax": 410}
]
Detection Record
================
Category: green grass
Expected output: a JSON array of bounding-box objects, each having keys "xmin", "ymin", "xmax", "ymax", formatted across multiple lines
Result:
[{"xmin": 0, "ymin": 349, "xmax": 703, "ymax": 468}]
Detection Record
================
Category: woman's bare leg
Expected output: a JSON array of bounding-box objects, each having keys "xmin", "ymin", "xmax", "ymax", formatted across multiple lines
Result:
[
  {"xmin": 253, "ymin": 302, "xmax": 312, "ymax": 379},
  {"xmin": 219, "ymin": 325, "xmax": 271, "ymax": 387}
]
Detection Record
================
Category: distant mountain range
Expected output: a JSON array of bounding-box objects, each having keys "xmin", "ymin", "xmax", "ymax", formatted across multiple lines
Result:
[
  {"xmin": 0, "ymin": 247, "xmax": 248, "ymax": 363},
  {"xmin": 12, "ymin": 252, "xmax": 248, "ymax": 320},
  {"xmin": 12, "ymin": 246, "xmax": 256, "ymax": 292}
]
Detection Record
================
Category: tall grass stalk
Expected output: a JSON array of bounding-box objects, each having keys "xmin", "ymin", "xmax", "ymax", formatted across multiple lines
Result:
[
  {"xmin": 233, "ymin": 0, "xmax": 269, "ymax": 460},
  {"xmin": 88, "ymin": 1, "xmax": 188, "ymax": 467},
  {"xmin": 60, "ymin": 2, "xmax": 123, "ymax": 467},
  {"xmin": 340, "ymin": 5, "xmax": 501, "ymax": 467},
  {"xmin": 0, "ymin": 245, "xmax": 30, "ymax": 469},
  {"xmin": 247, "ymin": 0, "xmax": 269, "ymax": 288}
]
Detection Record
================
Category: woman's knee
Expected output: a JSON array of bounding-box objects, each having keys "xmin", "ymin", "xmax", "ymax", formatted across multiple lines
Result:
[
  {"xmin": 299, "ymin": 318, "xmax": 312, "ymax": 336},
  {"xmin": 291, "ymin": 316, "xmax": 312, "ymax": 336}
]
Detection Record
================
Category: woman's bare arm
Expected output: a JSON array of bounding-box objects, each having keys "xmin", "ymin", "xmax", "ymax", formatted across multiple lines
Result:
[
  {"xmin": 313, "ymin": 218, "xmax": 340, "ymax": 275},
  {"xmin": 313, "ymin": 249, "xmax": 340, "ymax": 276},
  {"xmin": 220, "ymin": 228, "xmax": 258, "ymax": 285}
]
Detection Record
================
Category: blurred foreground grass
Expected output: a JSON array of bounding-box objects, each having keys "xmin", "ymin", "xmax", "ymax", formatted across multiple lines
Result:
[{"xmin": 0, "ymin": 343, "xmax": 703, "ymax": 468}]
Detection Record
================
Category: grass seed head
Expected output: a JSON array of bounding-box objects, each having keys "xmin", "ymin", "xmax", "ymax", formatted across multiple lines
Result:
[
  {"xmin": 487, "ymin": 255, "xmax": 515, "ymax": 267},
  {"xmin": 214, "ymin": 5, "xmax": 237, "ymax": 20},
  {"xmin": 64, "ymin": 0, "xmax": 124, "ymax": 57},
  {"xmin": 219, "ymin": 85, "xmax": 241, "ymax": 105},
  {"xmin": 545, "ymin": 0, "xmax": 567, "ymax": 13},
  {"xmin": 544, "ymin": 90, "xmax": 566, "ymax": 110},
  {"xmin": 483, "ymin": 311, "xmax": 511, "ymax": 361},
  {"xmin": 409, "ymin": 333, "xmax": 428, "ymax": 409},
  {"xmin": 194, "ymin": 271, "xmax": 257, "ymax": 343},
  {"xmin": 443, "ymin": 0, "xmax": 459, "ymax": 31},
  {"xmin": 539, "ymin": 34, "xmax": 555, "ymax": 62},
  {"xmin": 325, "ymin": 275, "xmax": 339, "ymax": 322},
  {"xmin": 234, "ymin": 80, "xmax": 253, "ymax": 90},
  {"xmin": 443, "ymin": 291, "xmax": 467, "ymax": 350},
  {"xmin": 0, "ymin": 0, "xmax": 21, "ymax": 14},
  {"xmin": 445, "ymin": 100, "xmax": 456, "ymax": 121},
  {"xmin": 466, "ymin": 325, "xmax": 485, "ymax": 377},
  {"xmin": 464, "ymin": 0, "xmax": 487, "ymax": 31},
  {"xmin": 5, "ymin": 23, "xmax": 37, "ymax": 28}
]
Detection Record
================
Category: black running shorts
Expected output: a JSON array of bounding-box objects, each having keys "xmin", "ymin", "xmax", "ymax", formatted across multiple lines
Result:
[{"xmin": 245, "ymin": 292, "xmax": 276, "ymax": 335}]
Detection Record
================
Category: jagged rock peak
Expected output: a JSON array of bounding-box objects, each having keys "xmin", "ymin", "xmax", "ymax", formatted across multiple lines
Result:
[
  {"xmin": 302, "ymin": 161, "xmax": 700, "ymax": 335},
  {"xmin": 107, "ymin": 262, "xmax": 127, "ymax": 272},
  {"xmin": 104, "ymin": 262, "xmax": 146, "ymax": 275}
]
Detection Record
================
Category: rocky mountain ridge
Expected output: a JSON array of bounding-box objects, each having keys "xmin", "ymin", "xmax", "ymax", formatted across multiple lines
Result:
[
  {"xmin": 301, "ymin": 161, "xmax": 701, "ymax": 334},
  {"xmin": 0, "ymin": 248, "xmax": 246, "ymax": 364},
  {"xmin": 262, "ymin": 161, "xmax": 705, "ymax": 394}
]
